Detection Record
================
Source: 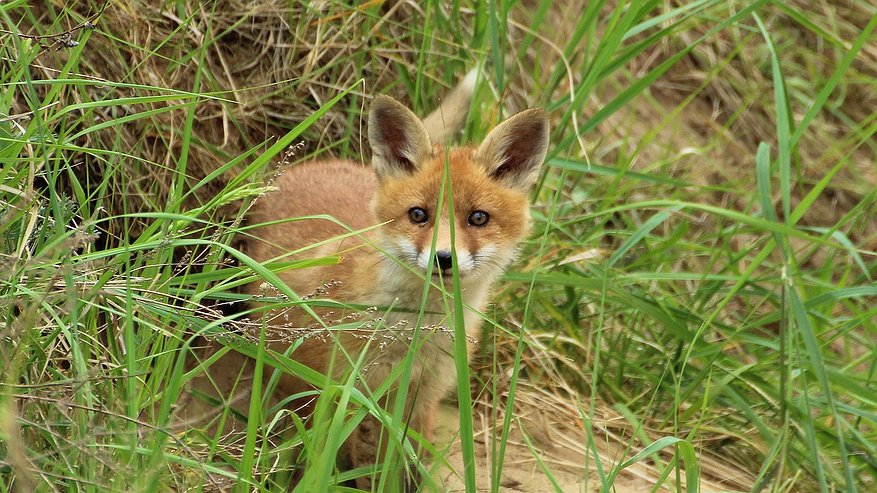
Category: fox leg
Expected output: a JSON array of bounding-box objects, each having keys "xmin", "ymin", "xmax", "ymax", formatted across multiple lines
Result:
[
  {"xmin": 349, "ymin": 413, "xmax": 382, "ymax": 490},
  {"xmin": 348, "ymin": 410, "xmax": 438, "ymax": 490},
  {"xmin": 347, "ymin": 391, "xmax": 440, "ymax": 489}
]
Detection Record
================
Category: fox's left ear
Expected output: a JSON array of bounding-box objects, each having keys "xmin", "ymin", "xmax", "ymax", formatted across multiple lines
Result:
[
  {"xmin": 369, "ymin": 95, "xmax": 432, "ymax": 180},
  {"xmin": 475, "ymin": 108, "xmax": 549, "ymax": 190}
]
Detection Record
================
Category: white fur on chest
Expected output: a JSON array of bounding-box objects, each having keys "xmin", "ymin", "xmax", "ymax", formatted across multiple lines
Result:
[{"xmin": 348, "ymin": 264, "xmax": 492, "ymax": 397}]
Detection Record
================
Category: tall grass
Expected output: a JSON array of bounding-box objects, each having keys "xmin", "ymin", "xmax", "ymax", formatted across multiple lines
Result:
[{"xmin": 2, "ymin": 1, "xmax": 876, "ymax": 492}]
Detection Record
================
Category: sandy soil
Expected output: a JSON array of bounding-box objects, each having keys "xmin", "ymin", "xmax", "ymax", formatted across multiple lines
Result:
[{"xmin": 433, "ymin": 403, "xmax": 748, "ymax": 493}]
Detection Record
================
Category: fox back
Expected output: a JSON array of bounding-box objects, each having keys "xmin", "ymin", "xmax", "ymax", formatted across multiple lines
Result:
[{"xmin": 241, "ymin": 89, "xmax": 549, "ymax": 487}]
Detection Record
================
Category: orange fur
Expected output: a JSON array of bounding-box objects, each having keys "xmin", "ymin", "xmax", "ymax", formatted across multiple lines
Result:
[{"xmin": 238, "ymin": 90, "xmax": 549, "ymax": 487}]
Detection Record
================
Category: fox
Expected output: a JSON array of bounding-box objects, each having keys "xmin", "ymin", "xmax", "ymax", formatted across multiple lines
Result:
[{"xmin": 237, "ymin": 74, "xmax": 549, "ymax": 487}]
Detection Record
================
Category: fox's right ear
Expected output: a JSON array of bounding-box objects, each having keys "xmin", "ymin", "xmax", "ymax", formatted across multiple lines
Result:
[{"xmin": 369, "ymin": 95, "xmax": 432, "ymax": 179}]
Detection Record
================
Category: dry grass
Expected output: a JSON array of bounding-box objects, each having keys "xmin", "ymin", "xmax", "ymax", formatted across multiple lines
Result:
[
  {"xmin": 4, "ymin": 0, "xmax": 876, "ymax": 491},
  {"xmin": 13, "ymin": 1, "xmax": 875, "ymax": 234}
]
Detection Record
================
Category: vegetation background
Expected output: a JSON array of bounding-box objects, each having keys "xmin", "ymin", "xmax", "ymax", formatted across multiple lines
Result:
[{"xmin": 1, "ymin": 0, "xmax": 875, "ymax": 491}]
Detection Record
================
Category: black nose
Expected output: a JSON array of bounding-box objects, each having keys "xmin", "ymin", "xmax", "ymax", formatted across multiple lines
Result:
[{"xmin": 434, "ymin": 250, "xmax": 453, "ymax": 271}]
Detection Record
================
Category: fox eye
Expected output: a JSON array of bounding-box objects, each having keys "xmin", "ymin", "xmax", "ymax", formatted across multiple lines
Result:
[
  {"xmin": 408, "ymin": 207, "xmax": 429, "ymax": 224},
  {"xmin": 468, "ymin": 210, "xmax": 490, "ymax": 227}
]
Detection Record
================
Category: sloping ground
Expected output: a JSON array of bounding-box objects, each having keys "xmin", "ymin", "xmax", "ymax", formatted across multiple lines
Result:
[{"xmin": 436, "ymin": 392, "xmax": 751, "ymax": 492}]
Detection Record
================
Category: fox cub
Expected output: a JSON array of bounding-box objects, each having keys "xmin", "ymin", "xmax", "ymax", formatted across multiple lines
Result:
[{"xmin": 243, "ymin": 77, "xmax": 549, "ymax": 485}]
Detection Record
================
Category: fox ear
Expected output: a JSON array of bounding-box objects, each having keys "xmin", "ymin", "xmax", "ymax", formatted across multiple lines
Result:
[
  {"xmin": 369, "ymin": 95, "xmax": 432, "ymax": 179},
  {"xmin": 475, "ymin": 108, "xmax": 549, "ymax": 190}
]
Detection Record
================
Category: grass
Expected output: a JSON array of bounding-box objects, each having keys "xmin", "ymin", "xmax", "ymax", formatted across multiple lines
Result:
[{"xmin": 2, "ymin": 0, "xmax": 877, "ymax": 491}]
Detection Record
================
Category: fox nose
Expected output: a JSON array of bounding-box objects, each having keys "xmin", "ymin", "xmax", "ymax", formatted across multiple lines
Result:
[{"xmin": 434, "ymin": 250, "xmax": 453, "ymax": 271}]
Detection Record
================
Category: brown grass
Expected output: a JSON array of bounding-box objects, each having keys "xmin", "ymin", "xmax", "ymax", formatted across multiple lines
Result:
[
  {"xmin": 7, "ymin": 0, "xmax": 876, "ymax": 489},
  {"xmin": 15, "ymin": 1, "xmax": 875, "ymax": 239}
]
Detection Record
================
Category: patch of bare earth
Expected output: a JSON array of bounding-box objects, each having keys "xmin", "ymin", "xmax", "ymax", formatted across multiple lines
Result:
[{"xmin": 433, "ymin": 393, "xmax": 751, "ymax": 492}]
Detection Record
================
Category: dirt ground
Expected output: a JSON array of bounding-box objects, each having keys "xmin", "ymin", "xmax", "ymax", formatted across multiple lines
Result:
[{"xmin": 434, "ymin": 403, "xmax": 748, "ymax": 493}]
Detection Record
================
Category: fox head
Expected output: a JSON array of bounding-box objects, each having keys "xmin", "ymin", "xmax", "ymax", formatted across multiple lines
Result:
[{"xmin": 368, "ymin": 95, "xmax": 549, "ymax": 286}]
